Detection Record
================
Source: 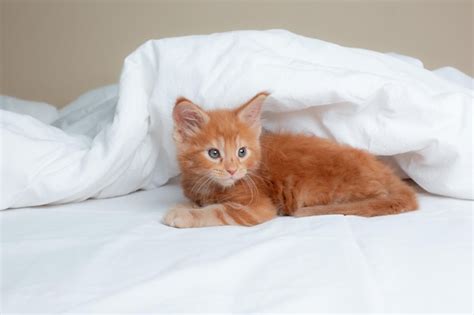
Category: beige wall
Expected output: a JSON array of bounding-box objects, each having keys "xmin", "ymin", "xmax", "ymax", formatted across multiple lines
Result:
[{"xmin": 1, "ymin": 0, "xmax": 473, "ymax": 107}]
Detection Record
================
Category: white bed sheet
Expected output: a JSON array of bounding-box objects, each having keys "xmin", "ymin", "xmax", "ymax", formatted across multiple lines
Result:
[{"xmin": 1, "ymin": 180, "xmax": 472, "ymax": 313}]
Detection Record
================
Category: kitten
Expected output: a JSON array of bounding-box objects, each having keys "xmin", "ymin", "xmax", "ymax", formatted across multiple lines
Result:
[{"xmin": 163, "ymin": 93, "xmax": 418, "ymax": 228}]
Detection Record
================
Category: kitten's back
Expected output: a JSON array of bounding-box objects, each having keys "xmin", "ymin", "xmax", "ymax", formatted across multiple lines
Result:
[{"xmin": 258, "ymin": 132, "xmax": 417, "ymax": 216}]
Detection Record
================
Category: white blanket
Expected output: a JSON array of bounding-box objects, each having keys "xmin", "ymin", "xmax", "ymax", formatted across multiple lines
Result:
[{"xmin": 1, "ymin": 30, "xmax": 473, "ymax": 210}]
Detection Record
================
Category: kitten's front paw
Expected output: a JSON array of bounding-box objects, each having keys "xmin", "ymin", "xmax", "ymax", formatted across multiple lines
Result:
[{"xmin": 163, "ymin": 205, "xmax": 196, "ymax": 228}]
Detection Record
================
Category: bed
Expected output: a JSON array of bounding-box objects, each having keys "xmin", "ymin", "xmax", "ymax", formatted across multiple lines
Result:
[
  {"xmin": 1, "ymin": 179, "xmax": 471, "ymax": 313},
  {"xmin": 1, "ymin": 30, "xmax": 472, "ymax": 313}
]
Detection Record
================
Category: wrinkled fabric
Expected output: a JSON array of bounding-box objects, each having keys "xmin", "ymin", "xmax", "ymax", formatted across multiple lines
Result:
[
  {"xmin": 1, "ymin": 181, "xmax": 472, "ymax": 313},
  {"xmin": 0, "ymin": 95, "xmax": 59, "ymax": 124},
  {"xmin": 1, "ymin": 30, "xmax": 473, "ymax": 210}
]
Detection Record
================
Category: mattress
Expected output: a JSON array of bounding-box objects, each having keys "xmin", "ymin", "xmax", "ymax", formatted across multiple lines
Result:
[{"xmin": 1, "ymin": 179, "xmax": 472, "ymax": 313}]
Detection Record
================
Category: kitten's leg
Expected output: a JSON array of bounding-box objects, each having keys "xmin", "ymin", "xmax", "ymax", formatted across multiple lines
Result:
[
  {"xmin": 163, "ymin": 198, "xmax": 277, "ymax": 228},
  {"xmin": 163, "ymin": 204, "xmax": 227, "ymax": 228},
  {"xmin": 293, "ymin": 189, "xmax": 417, "ymax": 218}
]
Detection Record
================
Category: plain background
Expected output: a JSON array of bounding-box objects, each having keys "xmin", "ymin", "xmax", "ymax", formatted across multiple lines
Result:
[{"xmin": 1, "ymin": 0, "xmax": 473, "ymax": 107}]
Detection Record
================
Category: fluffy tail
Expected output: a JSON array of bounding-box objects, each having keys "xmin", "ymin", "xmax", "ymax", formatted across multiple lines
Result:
[{"xmin": 293, "ymin": 180, "xmax": 418, "ymax": 218}]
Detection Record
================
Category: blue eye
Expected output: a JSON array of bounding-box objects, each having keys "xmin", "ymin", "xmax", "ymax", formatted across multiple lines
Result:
[
  {"xmin": 238, "ymin": 147, "xmax": 247, "ymax": 158},
  {"xmin": 208, "ymin": 148, "xmax": 220, "ymax": 159}
]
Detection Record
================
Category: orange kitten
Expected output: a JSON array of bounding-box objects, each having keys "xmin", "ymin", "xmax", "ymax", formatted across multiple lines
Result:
[{"xmin": 164, "ymin": 93, "xmax": 418, "ymax": 228}]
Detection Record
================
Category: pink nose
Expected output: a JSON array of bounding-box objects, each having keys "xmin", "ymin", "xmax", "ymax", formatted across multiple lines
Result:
[{"xmin": 226, "ymin": 169, "xmax": 237, "ymax": 175}]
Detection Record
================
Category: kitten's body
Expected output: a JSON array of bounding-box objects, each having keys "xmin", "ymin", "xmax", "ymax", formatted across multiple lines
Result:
[{"xmin": 164, "ymin": 94, "xmax": 417, "ymax": 228}]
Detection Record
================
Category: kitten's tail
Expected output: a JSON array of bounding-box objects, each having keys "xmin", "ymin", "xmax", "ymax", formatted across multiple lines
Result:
[{"xmin": 293, "ymin": 179, "xmax": 418, "ymax": 217}]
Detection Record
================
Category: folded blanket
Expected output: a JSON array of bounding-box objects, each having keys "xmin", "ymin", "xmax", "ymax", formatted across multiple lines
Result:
[
  {"xmin": 1, "ymin": 30, "xmax": 472, "ymax": 210},
  {"xmin": 0, "ymin": 95, "xmax": 59, "ymax": 124}
]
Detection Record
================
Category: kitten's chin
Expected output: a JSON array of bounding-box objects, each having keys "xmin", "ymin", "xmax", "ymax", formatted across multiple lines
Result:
[
  {"xmin": 218, "ymin": 179, "xmax": 236, "ymax": 188},
  {"xmin": 214, "ymin": 174, "xmax": 245, "ymax": 188}
]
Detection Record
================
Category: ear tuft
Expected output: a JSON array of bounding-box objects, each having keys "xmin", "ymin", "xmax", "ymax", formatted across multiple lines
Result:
[
  {"xmin": 237, "ymin": 92, "xmax": 268, "ymax": 128},
  {"xmin": 173, "ymin": 98, "xmax": 209, "ymax": 142}
]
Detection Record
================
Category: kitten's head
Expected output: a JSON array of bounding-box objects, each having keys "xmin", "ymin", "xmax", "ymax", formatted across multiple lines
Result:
[{"xmin": 173, "ymin": 93, "xmax": 267, "ymax": 188}]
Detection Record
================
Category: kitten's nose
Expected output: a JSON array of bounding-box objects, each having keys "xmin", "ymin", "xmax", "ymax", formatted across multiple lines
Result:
[{"xmin": 226, "ymin": 168, "xmax": 237, "ymax": 176}]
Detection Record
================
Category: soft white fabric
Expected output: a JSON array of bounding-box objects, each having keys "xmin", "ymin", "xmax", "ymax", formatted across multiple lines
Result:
[
  {"xmin": 1, "ymin": 181, "xmax": 471, "ymax": 313},
  {"xmin": 1, "ymin": 30, "xmax": 473, "ymax": 210},
  {"xmin": 52, "ymin": 84, "xmax": 118, "ymax": 138},
  {"xmin": 385, "ymin": 52, "xmax": 424, "ymax": 68},
  {"xmin": 433, "ymin": 66, "xmax": 474, "ymax": 90},
  {"xmin": 0, "ymin": 95, "xmax": 59, "ymax": 124}
]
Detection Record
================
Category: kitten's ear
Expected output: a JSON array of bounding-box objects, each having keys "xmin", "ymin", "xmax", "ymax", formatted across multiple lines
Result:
[
  {"xmin": 173, "ymin": 98, "xmax": 209, "ymax": 142},
  {"xmin": 237, "ymin": 92, "xmax": 268, "ymax": 129}
]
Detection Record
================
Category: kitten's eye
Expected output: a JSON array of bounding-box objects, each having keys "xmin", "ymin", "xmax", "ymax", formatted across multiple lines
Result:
[
  {"xmin": 238, "ymin": 147, "xmax": 247, "ymax": 158},
  {"xmin": 208, "ymin": 148, "xmax": 221, "ymax": 159}
]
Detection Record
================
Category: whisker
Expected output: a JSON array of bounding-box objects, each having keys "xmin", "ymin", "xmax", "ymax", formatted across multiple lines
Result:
[
  {"xmin": 195, "ymin": 175, "xmax": 213, "ymax": 197},
  {"xmin": 243, "ymin": 177, "xmax": 254, "ymax": 206},
  {"xmin": 247, "ymin": 176, "xmax": 259, "ymax": 195},
  {"xmin": 248, "ymin": 170, "xmax": 272, "ymax": 187},
  {"xmin": 190, "ymin": 175, "xmax": 207, "ymax": 196}
]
